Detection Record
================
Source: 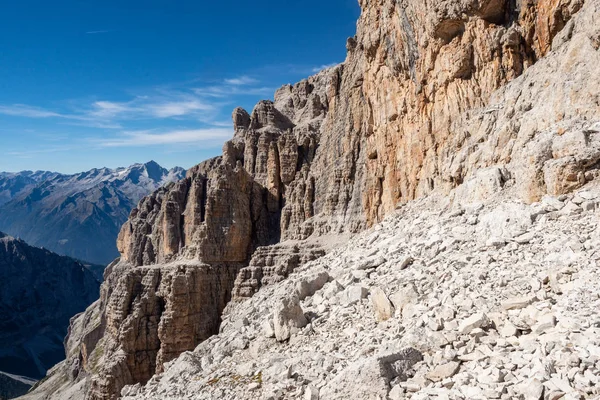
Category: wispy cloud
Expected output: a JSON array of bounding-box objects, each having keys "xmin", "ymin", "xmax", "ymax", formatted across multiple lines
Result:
[
  {"xmin": 194, "ymin": 85, "xmax": 273, "ymax": 98},
  {"xmin": 6, "ymin": 145, "xmax": 74, "ymax": 158},
  {"xmin": 0, "ymin": 92, "xmax": 219, "ymax": 128},
  {"xmin": 224, "ymin": 76, "xmax": 258, "ymax": 86},
  {"xmin": 149, "ymin": 100, "xmax": 214, "ymax": 118},
  {"xmin": 0, "ymin": 104, "xmax": 123, "ymax": 128},
  {"xmin": 0, "ymin": 73, "xmax": 272, "ymax": 137},
  {"xmin": 311, "ymin": 62, "xmax": 340, "ymax": 73},
  {"xmin": 86, "ymin": 30, "xmax": 111, "ymax": 34},
  {"xmin": 194, "ymin": 75, "xmax": 273, "ymax": 99},
  {"xmin": 96, "ymin": 129, "xmax": 233, "ymax": 147},
  {"xmin": 0, "ymin": 105, "xmax": 65, "ymax": 119},
  {"xmin": 86, "ymin": 97, "xmax": 215, "ymax": 120}
]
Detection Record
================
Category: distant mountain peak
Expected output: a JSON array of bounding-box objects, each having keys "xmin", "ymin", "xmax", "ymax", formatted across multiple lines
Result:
[
  {"xmin": 144, "ymin": 160, "xmax": 160, "ymax": 168},
  {"xmin": 0, "ymin": 161, "xmax": 186, "ymax": 265}
]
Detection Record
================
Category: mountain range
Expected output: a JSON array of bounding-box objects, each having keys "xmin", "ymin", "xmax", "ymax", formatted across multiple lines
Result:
[
  {"xmin": 0, "ymin": 161, "xmax": 185, "ymax": 265},
  {"xmin": 0, "ymin": 231, "xmax": 100, "ymax": 383}
]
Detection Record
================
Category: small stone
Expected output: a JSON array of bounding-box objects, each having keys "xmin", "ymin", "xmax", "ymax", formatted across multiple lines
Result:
[
  {"xmin": 560, "ymin": 202, "xmax": 582, "ymax": 215},
  {"xmin": 231, "ymin": 336, "xmax": 249, "ymax": 350},
  {"xmin": 533, "ymin": 314, "xmax": 556, "ymax": 334},
  {"xmin": 355, "ymin": 255, "xmax": 386, "ymax": 270},
  {"xmin": 441, "ymin": 378, "xmax": 454, "ymax": 388},
  {"xmin": 400, "ymin": 382, "xmax": 421, "ymax": 392},
  {"xmin": 428, "ymin": 317, "xmax": 444, "ymax": 331},
  {"xmin": 547, "ymin": 391, "xmax": 566, "ymax": 400},
  {"xmin": 549, "ymin": 377, "xmax": 574, "ymax": 394},
  {"xmin": 234, "ymin": 317, "xmax": 249, "ymax": 330},
  {"xmin": 322, "ymin": 280, "xmax": 344, "ymax": 299},
  {"xmin": 459, "ymin": 312, "xmax": 491, "ymax": 334},
  {"xmin": 426, "ymin": 361, "xmax": 461, "ymax": 382},
  {"xmin": 389, "ymin": 284, "xmax": 419, "ymax": 314},
  {"xmin": 340, "ymin": 285, "xmax": 368, "ymax": 306},
  {"xmin": 388, "ymin": 385, "xmax": 404, "ymax": 400},
  {"xmin": 248, "ymin": 382, "xmax": 261, "ymax": 390},
  {"xmin": 477, "ymin": 367, "xmax": 505, "ymax": 384},
  {"xmin": 499, "ymin": 322, "xmax": 519, "ymax": 337},
  {"xmin": 304, "ymin": 385, "xmax": 319, "ymax": 400},
  {"xmin": 502, "ymin": 296, "xmax": 536, "ymax": 310},
  {"xmin": 470, "ymin": 328, "xmax": 486, "ymax": 338},
  {"xmin": 399, "ymin": 256, "xmax": 414, "ymax": 269},
  {"xmin": 486, "ymin": 237, "xmax": 506, "ymax": 247},
  {"xmin": 262, "ymin": 319, "xmax": 275, "ymax": 338},
  {"xmin": 295, "ymin": 271, "xmax": 331, "ymax": 300},
  {"xmin": 371, "ymin": 287, "xmax": 395, "ymax": 322},
  {"xmin": 581, "ymin": 201, "xmax": 597, "ymax": 211},
  {"xmin": 520, "ymin": 378, "xmax": 544, "ymax": 400},
  {"xmin": 542, "ymin": 195, "xmax": 565, "ymax": 210},
  {"xmin": 273, "ymin": 296, "xmax": 308, "ymax": 341}
]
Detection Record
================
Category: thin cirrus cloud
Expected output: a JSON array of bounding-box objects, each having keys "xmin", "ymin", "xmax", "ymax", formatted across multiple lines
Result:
[
  {"xmin": 0, "ymin": 104, "xmax": 126, "ymax": 129},
  {"xmin": 87, "ymin": 96, "xmax": 216, "ymax": 119},
  {"xmin": 7, "ymin": 145, "xmax": 75, "ymax": 159},
  {"xmin": 0, "ymin": 104, "xmax": 67, "ymax": 119},
  {"xmin": 0, "ymin": 75, "xmax": 269, "ymax": 145},
  {"xmin": 194, "ymin": 74, "xmax": 273, "ymax": 98},
  {"xmin": 194, "ymin": 85, "xmax": 273, "ymax": 98},
  {"xmin": 0, "ymin": 93, "xmax": 219, "ymax": 127},
  {"xmin": 224, "ymin": 75, "xmax": 259, "ymax": 85},
  {"xmin": 96, "ymin": 129, "xmax": 233, "ymax": 147},
  {"xmin": 149, "ymin": 100, "xmax": 215, "ymax": 118}
]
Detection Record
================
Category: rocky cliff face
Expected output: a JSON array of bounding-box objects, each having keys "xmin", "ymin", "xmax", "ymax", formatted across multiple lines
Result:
[
  {"xmin": 316, "ymin": 0, "xmax": 593, "ymax": 227},
  {"xmin": 24, "ymin": 0, "xmax": 600, "ymax": 399}
]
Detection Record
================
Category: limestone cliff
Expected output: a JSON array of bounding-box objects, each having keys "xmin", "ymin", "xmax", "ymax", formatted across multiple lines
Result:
[{"xmin": 24, "ymin": 0, "xmax": 600, "ymax": 399}]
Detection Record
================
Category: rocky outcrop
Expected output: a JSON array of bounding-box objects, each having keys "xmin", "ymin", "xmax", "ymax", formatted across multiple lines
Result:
[
  {"xmin": 84, "ymin": 261, "xmax": 241, "ymax": 400},
  {"xmin": 232, "ymin": 243, "xmax": 326, "ymax": 299},
  {"xmin": 317, "ymin": 0, "xmax": 594, "ymax": 227},
  {"xmin": 116, "ymin": 0, "xmax": 599, "ymax": 267},
  {"xmin": 25, "ymin": 0, "xmax": 600, "ymax": 399}
]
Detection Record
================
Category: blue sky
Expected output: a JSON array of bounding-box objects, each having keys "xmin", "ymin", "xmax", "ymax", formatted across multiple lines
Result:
[{"xmin": 0, "ymin": 0, "xmax": 360, "ymax": 173}]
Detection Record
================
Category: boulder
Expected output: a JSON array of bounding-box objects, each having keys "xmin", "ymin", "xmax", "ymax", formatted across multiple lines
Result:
[{"xmin": 273, "ymin": 296, "xmax": 308, "ymax": 341}]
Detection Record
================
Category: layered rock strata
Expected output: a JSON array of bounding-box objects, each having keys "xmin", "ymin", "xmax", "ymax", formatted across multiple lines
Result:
[{"xmin": 232, "ymin": 243, "xmax": 326, "ymax": 300}]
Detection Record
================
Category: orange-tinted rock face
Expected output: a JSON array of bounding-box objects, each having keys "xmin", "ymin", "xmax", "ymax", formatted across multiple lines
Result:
[{"xmin": 319, "ymin": 0, "xmax": 590, "ymax": 227}]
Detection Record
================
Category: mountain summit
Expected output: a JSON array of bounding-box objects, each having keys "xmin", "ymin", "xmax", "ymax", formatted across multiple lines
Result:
[{"xmin": 0, "ymin": 162, "xmax": 185, "ymax": 265}]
